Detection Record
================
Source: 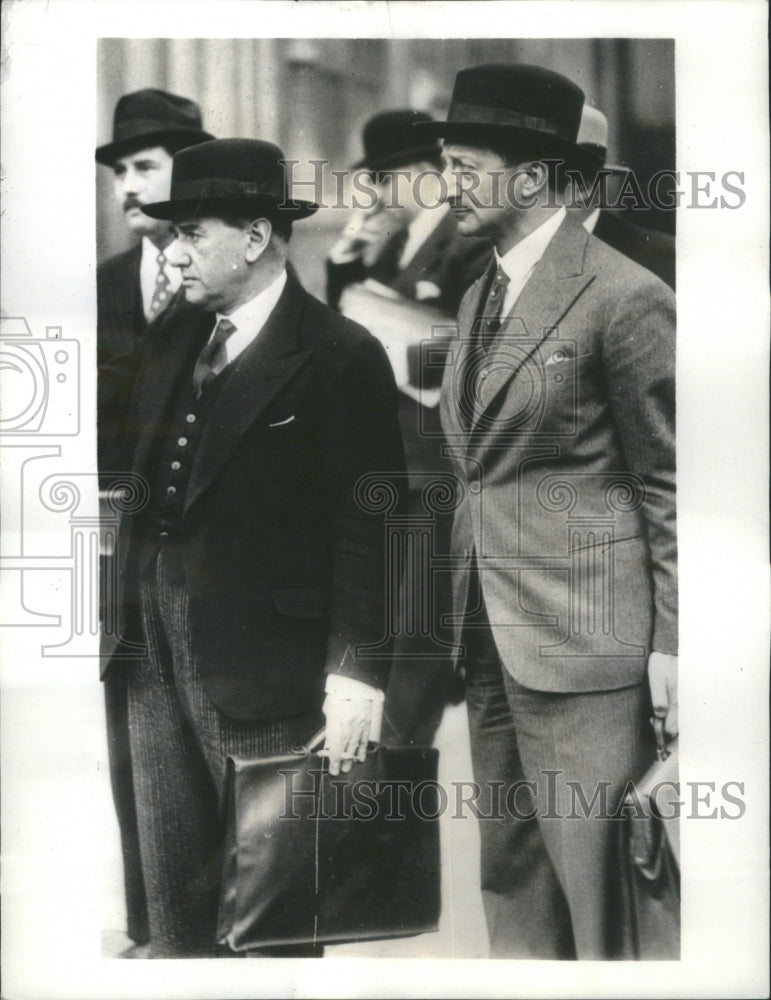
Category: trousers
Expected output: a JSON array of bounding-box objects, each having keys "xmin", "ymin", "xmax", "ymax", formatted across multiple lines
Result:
[
  {"xmin": 462, "ymin": 597, "xmax": 655, "ymax": 959},
  {"xmin": 126, "ymin": 549, "xmax": 322, "ymax": 957}
]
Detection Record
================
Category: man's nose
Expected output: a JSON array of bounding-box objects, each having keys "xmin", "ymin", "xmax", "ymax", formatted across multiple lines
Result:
[
  {"xmin": 120, "ymin": 166, "xmax": 141, "ymax": 194},
  {"xmin": 442, "ymin": 165, "xmax": 460, "ymax": 200},
  {"xmin": 165, "ymin": 239, "xmax": 188, "ymax": 268}
]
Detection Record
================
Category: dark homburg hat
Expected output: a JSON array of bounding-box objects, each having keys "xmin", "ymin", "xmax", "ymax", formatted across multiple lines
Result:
[
  {"xmin": 353, "ymin": 110, "xmax": 443, "ymax": 171},
  {"xmin": 95, "ymin": 88, "xmax": 215, "ymax": 166},
  {"xmin": 413, "ymin": 63, "xmax": 587, "ymax": 166},
  {"xmin": 141, "ymin": 138, "xmax": 319, "ymax": 221}
]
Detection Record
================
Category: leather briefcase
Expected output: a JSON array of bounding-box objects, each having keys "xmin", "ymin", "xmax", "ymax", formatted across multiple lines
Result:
[
  {"xmin": 617, "ymin": 736, "xmax": 680, "ymax": 959},
  {"xmin": 217, "ymin": 729, "xmax": 441, "ymax": 951}
]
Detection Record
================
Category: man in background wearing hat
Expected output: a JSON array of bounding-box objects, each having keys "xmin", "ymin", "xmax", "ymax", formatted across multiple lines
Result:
[
  {"xmin": 571, "ymin": 105, "xmax": 676, "ymax": 289},
  {"xmin": 326, "ymin": 109, "xmax": 489, "ymax": 314},
  {"xmin": 105, "ymin": 137, "xmax": 405, "ymax": 957},
  {"xmin": 328, "ymin": 110, "xmax": 490, "ymax": 749},
  {"xmin": 95, "ymin": 88, "xmax": 214, "ymax": 954},
  {"xmin": 415, "ymin": 64, "xmax": 677, "ymax": 959},
  {"xmin": 96, "ymin": 89, "xmax": 215, "ymax": 366}
]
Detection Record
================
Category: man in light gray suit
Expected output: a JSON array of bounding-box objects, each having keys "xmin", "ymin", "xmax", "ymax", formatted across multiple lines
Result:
[{"xmin": 414, "ymin": 64, "xmax": 678, "ymax": 959}]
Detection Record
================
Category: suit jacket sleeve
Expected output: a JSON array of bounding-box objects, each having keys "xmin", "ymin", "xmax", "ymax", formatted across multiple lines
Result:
[
  {"xmin": 318, "ymin": 332, "xmax": 407, "ymax": 688},
  {"xmin": 603, "ymin": 277, "xmax": 678, "ymax": 655}
]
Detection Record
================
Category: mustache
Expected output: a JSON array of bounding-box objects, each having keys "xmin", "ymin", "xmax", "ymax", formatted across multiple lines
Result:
[{"xmin": 122, "ymin": 196, "xmax": 145, "ymax": 213}]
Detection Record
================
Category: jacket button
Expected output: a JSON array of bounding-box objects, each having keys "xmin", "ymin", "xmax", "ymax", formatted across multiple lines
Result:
[
  {"xmin": 177, "ymin": 437, "xmax": 188, "ymax": 447},
  {"xmin": 160, "ymin": 531, "xmax": 169, "ymax": 540},
  {"xmin": 171, "ymin": 461, "xmax": 181, "ymax": 470},
  {"xmin": 167, "ymin": 486, "xmax": 176, "ymax": 495},
  {"xmin": 186, "ymin": 413, "xmax": 196, "ymax": 423},
  {"xmin": 469, "ymin": 480, "xmax": 481, "ymax": 495}
]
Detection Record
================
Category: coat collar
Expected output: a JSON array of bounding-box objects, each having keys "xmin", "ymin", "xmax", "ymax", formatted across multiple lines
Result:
[
  {"xmin": 443, "ymin": 213, "xmax": 594, "ymax": 441},
  {"xmin": 184, "ymin": 272, "xmax": 313, "ymax": 513}
]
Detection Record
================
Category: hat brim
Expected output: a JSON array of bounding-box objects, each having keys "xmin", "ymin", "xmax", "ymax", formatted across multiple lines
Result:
[
  {"xmin": 352, "ymin": 144, "xmax": 443, "ymax": 172},
  {"xmin": 141, "ymin": 193, "xmax": 319, "ymax": 222},
  {"xmin": 95, "ymin": 128, "xmax": 216, "ymax": 166},
  {"xmin": 412, "ymin": 120, "xmax": 590, "ymax": 168}
]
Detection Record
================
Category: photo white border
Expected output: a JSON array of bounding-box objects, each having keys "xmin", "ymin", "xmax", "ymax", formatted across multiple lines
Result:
[{"xmin": 1, "ymin": 1, "xmax": 768, "ymax": 998}]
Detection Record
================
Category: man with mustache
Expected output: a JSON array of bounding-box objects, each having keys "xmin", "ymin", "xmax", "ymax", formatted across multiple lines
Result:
[{"xmin": 95, "ymin": 88, "xmax": 213, "ymax": 954}]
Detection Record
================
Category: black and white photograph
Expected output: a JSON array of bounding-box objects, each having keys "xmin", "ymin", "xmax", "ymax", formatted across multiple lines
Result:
[{"xmin": 0, "ymin": 2, "xmax": 768, "ymax": 998}]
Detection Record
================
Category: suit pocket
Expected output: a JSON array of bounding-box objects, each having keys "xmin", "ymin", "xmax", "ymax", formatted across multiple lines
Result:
[{"xmin": 272, "ymin": 586, "xmax": 327, "ymax": 618}]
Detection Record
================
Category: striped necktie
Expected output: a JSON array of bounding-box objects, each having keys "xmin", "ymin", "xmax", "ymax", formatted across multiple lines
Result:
[{"xmin": 192, "ymin": 318, "xmax": 237, "ymax": 398}]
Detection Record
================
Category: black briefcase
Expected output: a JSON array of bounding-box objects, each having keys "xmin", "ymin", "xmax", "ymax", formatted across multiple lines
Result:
[
  {"xmin": 217, "ymin": 729, "xmax": 441, "ymax": 951},
  {"xmin": 617, "ymin": 736, "xmax": 680, "ymax": 960}
]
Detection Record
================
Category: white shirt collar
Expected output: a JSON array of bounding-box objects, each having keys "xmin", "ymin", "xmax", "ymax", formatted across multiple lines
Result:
[
  {"xmin": 399, "ymin": 201, "xmax": 450, "ymax": 269},
  {"xmin": 494, "ymin": 207, "xmax": 566, "ymax": 316},
  {"xmin": 495, "ymin": 206, "xmax": 567, "ymax": 282},
  {"xmin": 213, "ymin": 269, "xmax": 287, "ymax": 364}
]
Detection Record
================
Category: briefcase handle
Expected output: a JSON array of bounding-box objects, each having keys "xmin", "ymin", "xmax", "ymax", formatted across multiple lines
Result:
[
  {"xmin": 292, "ymin": 727, "xmax": 327, "ymax": 756},
  {"xmin": 291, "ymin": 728, "xmax": 386, "ymax": 758}
]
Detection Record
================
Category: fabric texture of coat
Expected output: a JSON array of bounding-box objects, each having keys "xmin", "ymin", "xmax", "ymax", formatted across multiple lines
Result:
[
  {"xmin": 440, "ymin": 213, "xmax": 677, "ymax": 693},
  {"xmin": 106, "ymin": 273, "xmax": 406, "ymax": 722}
]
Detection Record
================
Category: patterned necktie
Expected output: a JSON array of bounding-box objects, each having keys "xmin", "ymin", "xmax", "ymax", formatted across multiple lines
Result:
[
  {"xmin": 148, "ymin": 251, "xmax": 172, "ymax": 319},
  {"xmin": 192, "ymin": 318, "xmax": 237, "ymax": 398},
  {"xmin": 479, "ymin": 265, "xmax": 510, "ymax": 350}
]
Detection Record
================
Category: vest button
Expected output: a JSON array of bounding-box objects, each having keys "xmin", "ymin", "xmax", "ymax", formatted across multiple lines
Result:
[
  {"xmin": 469, "ymin": 480, "xmax": 481, "ymax": 495},
  {"xmin": 171, "ymin": 461, "xmax": 181, "ymax": 471},
  {"xmin": 186, "ymin": 413, "xmax": 196, "ymax": 423},
  {"xmin": 167, "ymin": 486, "xmax": 176, "ymax": 495},
  {"xmin": 177, "ymin": 437, "xmax": 188, "ymax": 447},
  {"xmin": 160, "ymin": 531, "xmax": 169, "ymax": 540}
]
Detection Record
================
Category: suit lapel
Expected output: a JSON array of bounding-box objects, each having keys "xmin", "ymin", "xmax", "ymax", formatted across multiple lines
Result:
[
  {"xmin": 469, "ymin": 215, "xmax": 594, "ymax": 432},
  {"xmin": 184, "ymin": 276, "xmax": 313, "ymax": 514},
  {"xmin": 440, "ymin": 262, "xmax": 494, "ymax": 441}
]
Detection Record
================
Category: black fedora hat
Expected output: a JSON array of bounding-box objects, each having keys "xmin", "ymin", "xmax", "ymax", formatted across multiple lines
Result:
[
  {"xmin": 413, "ymin": 63, "xmax": 585, "ymax": 164},
  {"xmin": 141, "ymin": 138, "xmax": 318, "ymax": 221},
  {"xmin": 353, "ymin": 109, "xmax": 443, "ymax": 171},
  {"xmin": 95, "ymin": 88, "xmax": 215, "ymax": 166}
]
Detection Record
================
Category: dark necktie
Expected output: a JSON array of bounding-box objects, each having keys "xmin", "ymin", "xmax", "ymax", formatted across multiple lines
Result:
[
  {"xmin": 479, "ymin": 265, "xmax": 510, "ymax": 351},
  {"xmin": 192, "ymin": 318, "xmax": 237, "ymax": 398},
  {"xmin": 148, "ymin": 251, "xmax": 172, "ymax": 320}
]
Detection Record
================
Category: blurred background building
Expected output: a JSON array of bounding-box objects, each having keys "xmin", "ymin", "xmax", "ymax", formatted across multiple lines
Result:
[{"xmin": 97, "ymin": 37, "xmax": 675, "ymax": 301}]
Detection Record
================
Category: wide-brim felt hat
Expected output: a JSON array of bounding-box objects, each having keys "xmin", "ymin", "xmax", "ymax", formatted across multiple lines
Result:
[
  {"xmin": 95, "ymin": 88, "xmax": 214, "ymax": 166},
  {"xmin": 353, "ymin": 109, "xmax": 443, "ymax": 172},
  {"xmin": 142, "ymin": 138, "xmax": 318, "ymax": 221},
  {"xmin": 413, "ymin": 63, "xmax": 590, "ymax": 167}
]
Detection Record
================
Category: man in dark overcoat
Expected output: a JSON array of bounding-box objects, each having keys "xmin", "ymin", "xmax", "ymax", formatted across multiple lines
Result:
[{"xmin": 105, "ymin": 138, "xmax": 405, "ymax": 956}]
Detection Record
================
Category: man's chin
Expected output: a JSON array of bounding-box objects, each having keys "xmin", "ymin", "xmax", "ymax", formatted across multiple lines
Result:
[{"xmin": 452, "ymin": 212, "xmax": 483, "ymax": 237}]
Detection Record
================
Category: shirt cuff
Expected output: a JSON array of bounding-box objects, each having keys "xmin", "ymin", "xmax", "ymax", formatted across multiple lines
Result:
[
  {"xmin": 325, "ymin": 673, "xmax": 385, "ymax": 701},
  {"xmin": 325, "ymin": 674, "xmax": 384, "ymax": 743}
]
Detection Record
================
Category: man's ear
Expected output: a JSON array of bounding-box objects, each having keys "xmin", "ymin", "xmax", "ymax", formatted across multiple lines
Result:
[
  {"xmin": 244, "ymin": 218, "xmax": 272, "ymax": 263},
  {"xmin": 520, "ymin": 160, "xmax": 551, "ymax": 197}
]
